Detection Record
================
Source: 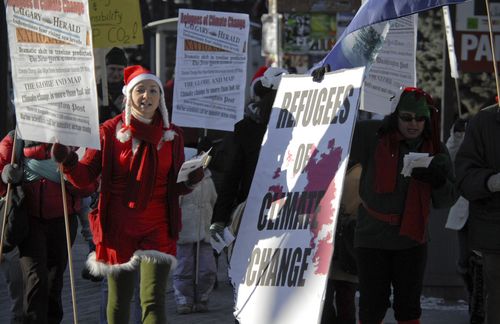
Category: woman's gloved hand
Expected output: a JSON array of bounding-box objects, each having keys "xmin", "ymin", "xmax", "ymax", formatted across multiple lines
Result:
[
  {"xmin": 411, "ymin": 154, "xmax": 448, "ymax": 188},
  {"xmin": 187, "ymin": 167, "xmax": 204, "ymax": 186},
  {"xmin": 1, "ymin": 164, "xmax": 23, "ymax": 185},
  {"xmin": 51, "ymin": 143, "xmax": 78, "ymax": 167}
]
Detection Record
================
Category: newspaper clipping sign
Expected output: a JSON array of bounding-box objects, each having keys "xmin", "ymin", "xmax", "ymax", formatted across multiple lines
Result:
[
  {"xmin": 6, "ymin": 0, "xmax": 100, "ymax": 149},
  {"xmin": 172, "ymin": 9, "xmax": 249, "ymax": 131}
]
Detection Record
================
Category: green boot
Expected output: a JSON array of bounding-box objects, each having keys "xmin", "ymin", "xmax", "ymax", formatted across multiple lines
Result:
[
  {"xmin": 140, "ymin": 261, "xmax": 171, "ymax": 324},
  {"xmin": 107, "ymin": 269, "xmax": 137, "ymax": 324}
]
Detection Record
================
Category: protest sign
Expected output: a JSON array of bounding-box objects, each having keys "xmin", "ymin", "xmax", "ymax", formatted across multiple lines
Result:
[
  {"xmin": 229, "ymin": 68, "xmax": 364, "ymax": 324},
  {"xmin": 455, "ymin": 0, "xmax": 500, "ymax": 72},
  {"xmin": 5, "ymin": 0, "xmax": 100, "ymax": 149},
  {"xmin": 89, "ymin": 0, "xmax": 143, "ymax": 47},
  {"xmin": 360, "ymin": 14, "xmax": 417, "ymax": 115},
  {"xmin": 172, "ymin": 9, "xmax": 249, "ymax": 131}
]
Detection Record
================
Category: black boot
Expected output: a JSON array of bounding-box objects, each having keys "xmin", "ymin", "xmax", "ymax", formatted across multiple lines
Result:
[
  {"xmin": 469, "ymin": 253, "xmax": 485, "ymax": 324},
  {"xmin": 81, "ymin": 241, "xmax": 103, "ymax": 282}
]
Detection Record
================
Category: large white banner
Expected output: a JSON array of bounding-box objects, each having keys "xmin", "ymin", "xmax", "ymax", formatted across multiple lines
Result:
[
  {"xmin": 5, "ymin": 0, "xmax": 100, "ymax": 149},
  {"xmin": 361, "ymin": 14, "xmax": 417, "ymax": 115},
  {"xmin": 172, "ymin": 9, "xmax": 249, "ymax": 131},
  {"xmin": 229, "ymin": 68, "xmax": 364, "ymax": 324}
]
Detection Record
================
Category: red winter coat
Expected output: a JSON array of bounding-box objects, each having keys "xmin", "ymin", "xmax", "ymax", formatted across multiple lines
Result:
[
  {"xmin": 62, "ymin": 114, "xmax": 191, "ymax": 246},
  {"xmin": 0, "ymin": 132, "xmax": 96, "ymax": 219}
]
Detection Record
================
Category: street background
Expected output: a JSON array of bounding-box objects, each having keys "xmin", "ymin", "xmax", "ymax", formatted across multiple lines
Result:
[{"xmin": 0, "ymin": 231, "xmax": 470, "ymax": 324}]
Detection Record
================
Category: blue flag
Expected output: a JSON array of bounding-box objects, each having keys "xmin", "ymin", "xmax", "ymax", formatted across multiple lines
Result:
[{"xmin": 317, "ymin": 0, "xmax": 469, "ymax": 71}]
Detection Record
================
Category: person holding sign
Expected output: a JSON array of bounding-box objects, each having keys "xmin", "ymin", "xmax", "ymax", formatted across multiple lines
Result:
[
  {"xmin": 0, "ymin": 133, "xmax": 97, "ymax": 324},
  {"xmin": 210, "ymin": 66, "xmax": 287, "ymax": 243},
  {"xmin": 52, "ymin": 65, "xmax": 204, "ymax": 324},
  {"xmin": 350, "ymin": 87, "xmax": 457, "ymax": 324}
]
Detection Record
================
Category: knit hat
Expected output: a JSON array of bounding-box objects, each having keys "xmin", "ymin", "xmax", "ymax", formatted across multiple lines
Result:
[
  {"xmin": 393, "ymin": 87, "xmax": 440, "ymax": 151},
  {"xmin": 116, "ymin": 65, "xmax": 175, "ymax": 143},
  {"xmin": 250, "ymin": 66, "xmax": 287, "ymax": 100},
  {"xmin": 106, "ymin": 47, "xmax": 127, "ymax": 66},
  {"xmin": 390, "ymin": 87, "xmax": 432, "ymax": 118}
]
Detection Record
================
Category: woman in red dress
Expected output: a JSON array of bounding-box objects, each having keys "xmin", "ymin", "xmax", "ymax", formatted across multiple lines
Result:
[{"xmin": 52, "ymin": 65, "xmax": 203, "ymax": 324}]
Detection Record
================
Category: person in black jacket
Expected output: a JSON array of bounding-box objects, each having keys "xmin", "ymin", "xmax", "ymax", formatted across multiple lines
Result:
[
  {"xmin": 209, "ymin": 66, "xmax": 287, "ymax": 242},
  {"xmin": 455, "ymin": 103, "xmax": 500, "ymax": 324}
]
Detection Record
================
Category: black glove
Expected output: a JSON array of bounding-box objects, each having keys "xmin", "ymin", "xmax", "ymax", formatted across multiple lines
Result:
[
  {"xmin": 51, "ymin": 143, "xmax": 70, "ymax": 163},
  {"xmin": 411, "ymin": 154, "xmax": 448, "ymax": 188},
  {"xmin": 51, "ymin": 143, "xmax": 78, "ymax": 167},
  {"xmin": 1, "ymin": 163, "xmax": 23, "ymax": 185},
  {"xmin": 453, "ymin": 118, "xmax": 468, "ymax": 133},
  {"xmin": 311, "ymin": 64, "xmax": 331, "ymax": 83},
  {"xmin": 187, "ymin": 167, "xmax": 204, "ymax": 186},
  {"xmin": 209, "ymin": 222, "xmax": 225, "ymax": 243}
]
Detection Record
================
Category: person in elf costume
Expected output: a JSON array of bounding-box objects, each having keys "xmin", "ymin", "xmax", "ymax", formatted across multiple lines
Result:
[
  {"xmin": 349, "ymin": 87, "xmax": 458, "ymax": 324},
  {"xmin": 52, "ymin": 65, "xmax": 204, "ymax": 324}
]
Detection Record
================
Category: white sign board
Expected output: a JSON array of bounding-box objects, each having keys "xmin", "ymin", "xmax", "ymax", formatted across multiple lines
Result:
[
  {"xmin": 5, "ymin": 0, "xmax": 100, "ymax": 149},
  {"xmin": 455, "ymin": 0, "xmax": 500, "ymax": 72},
  {"xmin": 229, "ymin": 68, "xmax": 364, "ymax": 324},
  {"xmin": 361, "ymin": 14, "xmax": 417, "ymax": 115},
  {"xmin": 172, "ymin": 9, "xmax": 249, "ymax": 131}
]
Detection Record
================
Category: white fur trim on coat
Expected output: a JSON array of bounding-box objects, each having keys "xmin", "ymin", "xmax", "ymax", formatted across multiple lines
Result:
[{"xmin": 86, "ymin": 250, "xmax": 177, "ymax": 277}]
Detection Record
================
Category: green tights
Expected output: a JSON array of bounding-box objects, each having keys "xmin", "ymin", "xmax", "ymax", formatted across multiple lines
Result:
[{"xmin": 107, "ymin": 261, "xmax": 170, "ymax": 324}]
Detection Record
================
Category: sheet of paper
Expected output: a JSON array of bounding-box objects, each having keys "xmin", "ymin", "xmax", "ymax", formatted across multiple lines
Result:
[
  {"xmin": 176, "ymin": 148, "xmax": 212, "ymax": 183},
  {"xmin": 401, "ymin": 152, "xmax": 433, "ymax": 177},
  {"xmin": 210, "ymin": 227, "xmax": 235, "ymax": 254}
]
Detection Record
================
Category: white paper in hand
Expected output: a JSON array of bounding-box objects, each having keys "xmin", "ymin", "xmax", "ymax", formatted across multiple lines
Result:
[
  {"xmin": 401, "ymin": 153, "xmax": 432, "ymax": 177},
  {"xmin": 210, "ymin": 227, "xmax": 235, "ymax": 254},
  {"xmin": 176, "ymin": 148, "xmax": 212, "ymax": 183}
]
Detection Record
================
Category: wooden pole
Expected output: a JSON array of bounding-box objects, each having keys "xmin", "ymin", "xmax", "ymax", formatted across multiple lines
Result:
[
  {"xmin": 59, "ymin": 168, "xmax": 78, "ymax": 324},
  {"xmin": 485, "ymin": 0, "xmax": 500, "ymax": 108},
  {"xmin": 0, "ymin": 132, "xmax": 17, "ymax": 263},
  {"xmin": 454, "ymin": 78, "xmax": 463, "ymax": 117}
]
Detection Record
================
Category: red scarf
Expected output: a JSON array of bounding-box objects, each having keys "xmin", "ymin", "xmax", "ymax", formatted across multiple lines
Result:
[
  {"xmin": 374, "ymin": 131, "xmax": 435, "ymax": 243},
  {"xmin": 123, "ymin": 113, "xmax": 164, "ymax": 211}
]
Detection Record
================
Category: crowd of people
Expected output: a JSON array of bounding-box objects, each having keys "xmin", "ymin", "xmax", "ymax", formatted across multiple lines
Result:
[{"xmin": 1, "ymin": 45, "xmax": 499, "ymax": 324}]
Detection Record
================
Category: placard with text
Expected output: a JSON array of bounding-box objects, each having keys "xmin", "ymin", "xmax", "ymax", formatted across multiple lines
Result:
[
  {"xmin": 5, "ymin": 0, "xmax": 100, "ymax": 149},
  {"xmin": 229, "ymin": 68, "xmax": 364, "ymax": 324},
  {"xmin": 172, "ymin": 9, "xmax": 249, "ymax": 131}
]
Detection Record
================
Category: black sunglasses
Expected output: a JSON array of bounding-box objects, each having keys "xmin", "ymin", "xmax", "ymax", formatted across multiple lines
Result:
[{"xmin": 398, "ymin": 113, "xmax": 427, "ymax": 122}]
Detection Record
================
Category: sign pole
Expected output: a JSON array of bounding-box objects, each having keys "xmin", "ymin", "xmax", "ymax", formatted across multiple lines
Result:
[
  {"xmin": 485, "ymin": 0, "xmax": 500, "ymax": 107},
  {"xmin": 59, "ymin": 169, "xmax": 79, "ymax": 324}
]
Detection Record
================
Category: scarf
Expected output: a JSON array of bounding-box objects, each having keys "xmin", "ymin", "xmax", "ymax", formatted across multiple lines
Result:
[
  {"xmin": 122, "ymin": 112, "xmax": 164, "ymax": 211},
  {"xmin": 374, "ymin": 131, "xmax": 435, "ymax": 243},
  {"xmin": 24, "ymin": 158, "xmax": 60, "ymax": 183}
]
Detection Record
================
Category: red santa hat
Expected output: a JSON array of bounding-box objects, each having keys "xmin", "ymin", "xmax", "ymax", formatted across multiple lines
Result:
[{"xmin": 117, "ymin": 65, "xmax": 174, "ymax": 142}]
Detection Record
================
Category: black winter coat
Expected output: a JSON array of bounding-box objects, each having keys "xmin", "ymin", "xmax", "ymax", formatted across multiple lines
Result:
[{"xmin": 456, "ymin": 106, "xmax": 500, "ymax": 253}]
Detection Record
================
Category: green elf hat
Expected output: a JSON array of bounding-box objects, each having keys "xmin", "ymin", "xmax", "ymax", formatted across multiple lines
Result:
[{"xmin": 395, "ymin": 87, "xmax": 432, "ymax": 118}]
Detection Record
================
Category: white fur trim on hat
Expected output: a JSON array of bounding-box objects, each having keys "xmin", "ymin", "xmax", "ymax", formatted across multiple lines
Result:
[
  {"xmin": 117, "ymin": 73, "xmax": 175, "ymax": 143},
  {"xmin": 86, "ymin": 250, "xmax": 177, "ymax": 277}
]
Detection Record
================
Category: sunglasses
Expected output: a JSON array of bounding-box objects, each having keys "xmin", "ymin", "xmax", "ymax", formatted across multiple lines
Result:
[{"xmin": 398, "ymin": 113, "xmax": 427, "ymax": 122}]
